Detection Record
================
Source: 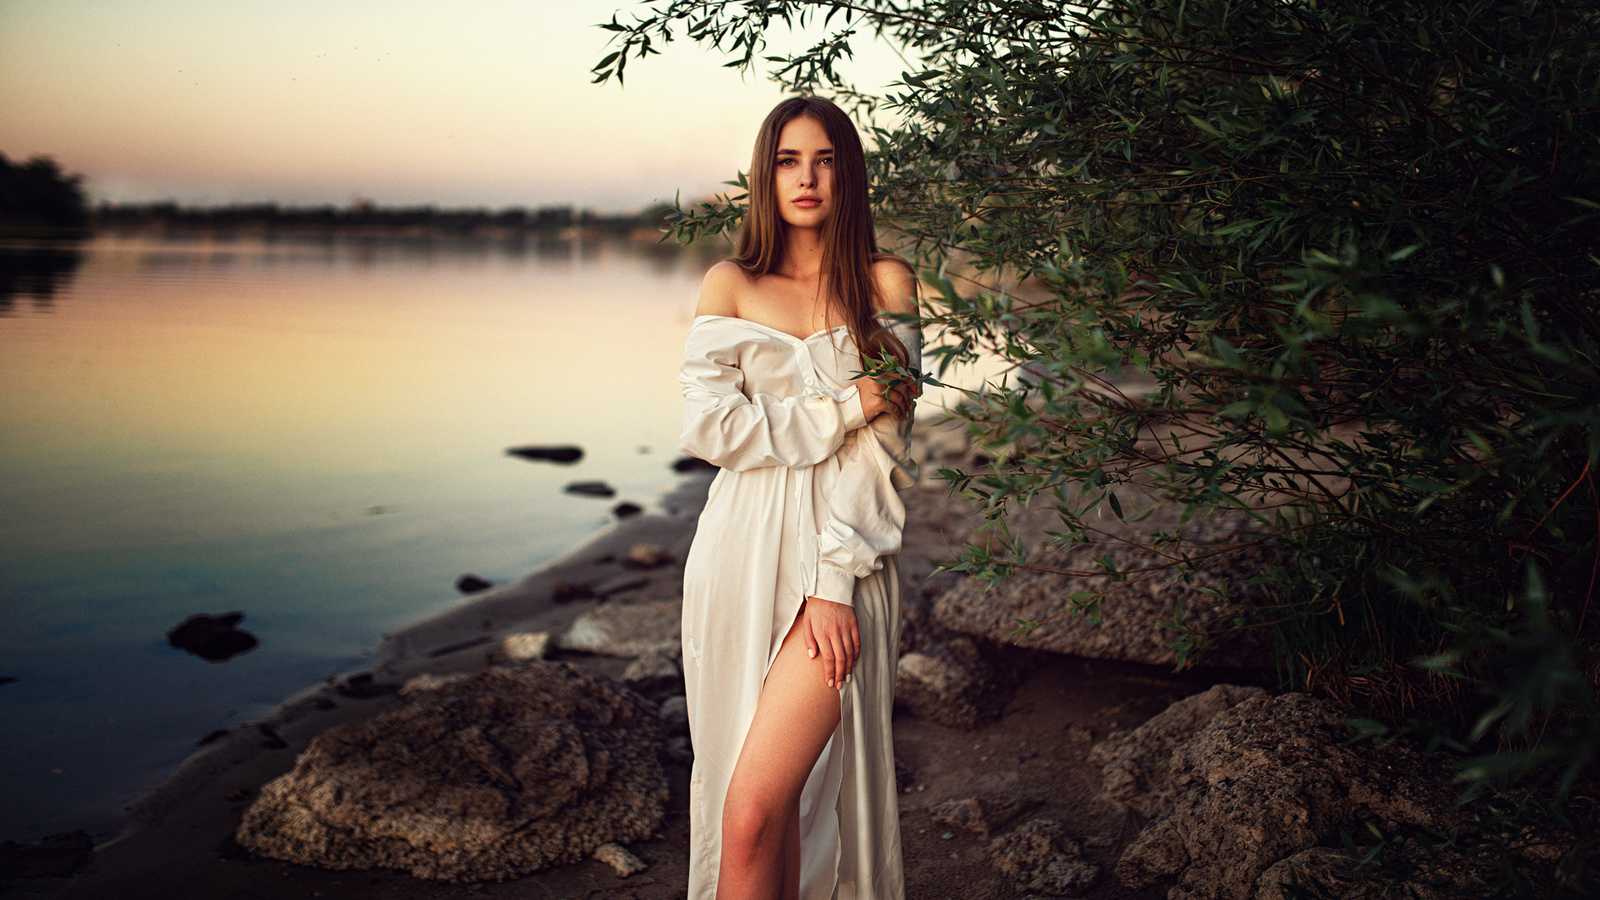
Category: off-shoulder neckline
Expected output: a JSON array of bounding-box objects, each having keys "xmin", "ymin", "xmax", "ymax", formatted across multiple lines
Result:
[{"xmin": 691, "ymin": 315, "xmax": 849, "ymax": 343}]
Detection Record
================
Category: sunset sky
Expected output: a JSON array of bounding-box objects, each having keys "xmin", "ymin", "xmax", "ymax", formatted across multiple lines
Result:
[{"xmin": 0, "ymin": 0, "xmax": 906, "ymax": 211}]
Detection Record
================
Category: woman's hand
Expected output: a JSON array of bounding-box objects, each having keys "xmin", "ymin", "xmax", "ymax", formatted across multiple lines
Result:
[
  {"xmin": 803, "ymin": 597, "xmax": 859, "ymax": 689},
  {"xmin": 855, "ymin": 372, "xmax": 919, "ymax": 421}
]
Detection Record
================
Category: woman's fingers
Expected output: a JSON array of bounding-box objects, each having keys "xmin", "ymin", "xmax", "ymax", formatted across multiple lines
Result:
[
  {"xmin": 806, "ymin": 598, "xmax": 860, "ymax": 688},
  {"xmin": 839, "ymin": 627, "xmax": 860, "ymax": 686},
  {"xmin": 859, "ymin": 371, "xmax": 923, "ymax": 420},
  {"xmin": 859, "ymin": 381, "xmax": 887, "ymax": 420},
  {"xmin": 819, "ymin": 632, "xmax": 844, "ymax": 688},
  {"xmin": 884, "ymin": 376, "xmax": 920, "ymax": 418}
]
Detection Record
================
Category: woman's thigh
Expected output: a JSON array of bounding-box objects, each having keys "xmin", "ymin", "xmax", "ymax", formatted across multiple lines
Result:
[{"xmin": 724, "ymin": 611, "xmax": 842, "ymax": 821}]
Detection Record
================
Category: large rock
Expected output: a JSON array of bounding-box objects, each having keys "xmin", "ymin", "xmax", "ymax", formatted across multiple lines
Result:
[
  {"xmin": 1253, "ymin": 848, "xmax": 1357, "ymax": 900},
  {"xmin": 987, "ymin": 818, "xmax": 1099, "ymax": 895},
  {"xmin": 894, "ymin": 636, "xmax": 1024, "ymax": 729},
  {"xmin": 931, "ymin": 502, "xmax": 1278, "ymax": 668},
  {"xmin": 558, "ymin": 599, "xmax": 680, "ymax": 658},
  {"xmin": 1091, "ymin": 683, "xmax": 1268, "ymax": 819},
  {"xmin": 236, "ymin": 663, "xmax": 666, "ymax": 882},
  {"xmin": 1089, "ymin": 685, "xmax": 1455, "ymax": 900}
]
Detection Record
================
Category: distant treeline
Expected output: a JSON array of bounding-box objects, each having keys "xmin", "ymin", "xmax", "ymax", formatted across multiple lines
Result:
[
  {"xmin": 0, "ymin": 151, "xmax": 689, "ymax": 240},
  {"xmin": 95, "ymin": 201, "xmax": 677, "ymax": 236},
  {"xmin": 0, "ymin": 154, "xmax": 90, "ymax": 238}
]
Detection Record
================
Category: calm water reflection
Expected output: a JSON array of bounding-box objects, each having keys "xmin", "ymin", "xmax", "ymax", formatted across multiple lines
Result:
[
  {"xmin": 0, "ymin": 233, "xmax": 706, "ymax": 841},
  {"xmin": 0, "ymin": 240, "xmax": 84, "ymax": 314}
]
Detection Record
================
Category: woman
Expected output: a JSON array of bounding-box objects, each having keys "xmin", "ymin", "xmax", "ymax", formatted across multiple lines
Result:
[{"xmin": 678, "ymin": 96, "xmax": 920, "ymax": 900}]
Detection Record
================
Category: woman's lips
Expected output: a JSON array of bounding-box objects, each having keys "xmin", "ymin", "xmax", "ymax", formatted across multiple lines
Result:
[{"xmin": 793, "ymin": 197, "xmax": 821, "ymax": 208}]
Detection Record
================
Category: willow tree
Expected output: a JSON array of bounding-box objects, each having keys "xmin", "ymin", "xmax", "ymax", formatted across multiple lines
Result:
[{"xmin": 598, "ymin": 2, "xmax": 1600, "ymax": 888}]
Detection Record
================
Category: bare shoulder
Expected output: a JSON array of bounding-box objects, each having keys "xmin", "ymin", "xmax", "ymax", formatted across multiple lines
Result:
[
  {"xmin": 871, "ymin": 256, "xmax": 918, "ymax": 315},
  {"xmin": 694, "ymin": 260, "xmax": 749, "ymax": 318}
]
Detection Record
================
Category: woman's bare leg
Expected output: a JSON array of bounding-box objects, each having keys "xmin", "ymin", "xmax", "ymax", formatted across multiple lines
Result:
[
  {"xmin": 717, "ymin": 608, "xmax": 841, "ymax": 900},
  {"xmin": 782, "ymin": 814, "xmax": 802, "ymax": 900}
]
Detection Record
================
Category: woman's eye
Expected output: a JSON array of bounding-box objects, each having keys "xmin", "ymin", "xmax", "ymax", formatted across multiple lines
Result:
[{"xmin": 820, "ymin": 157, "xmax": 833, "ymax": 166}]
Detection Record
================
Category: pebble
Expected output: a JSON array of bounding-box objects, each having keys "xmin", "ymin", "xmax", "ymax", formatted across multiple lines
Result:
[
  {"xmin": 594, "ymin": 842, "xmax": 647, "ymax": 877},
  {"xmin": 497, "ymin": 632, "xmax": 550, "ymax": 662},
  {"xmin": 623, "ymin": 543, "xmax": 674, "ymax": 569}
]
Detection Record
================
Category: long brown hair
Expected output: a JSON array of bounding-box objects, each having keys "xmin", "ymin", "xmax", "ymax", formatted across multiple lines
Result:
[{"xmin": 732, "ymin": 97, "xmax": 908, "ymax": 367}]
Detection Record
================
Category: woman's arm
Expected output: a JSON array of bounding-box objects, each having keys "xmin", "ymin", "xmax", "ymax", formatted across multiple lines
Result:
[
  {"xmin": 851, "ymin": 258, "xmax": 920, "ymax": 421},
  {"xmin": 803, "ymin": 308, "xmax": 921, "ymax": 689},
  {"xmin": 807, "ymin": 318, "xmax": 921, "ymax": 605},
  {"xmin": 801, "ymin": 420, "xmax": 913, "ymax": 688}
]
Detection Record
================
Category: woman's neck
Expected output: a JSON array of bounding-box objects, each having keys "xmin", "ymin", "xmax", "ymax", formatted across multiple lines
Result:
[{"xmin": 778, "ymin": 227, "xmax": 825, "ymax": 280}]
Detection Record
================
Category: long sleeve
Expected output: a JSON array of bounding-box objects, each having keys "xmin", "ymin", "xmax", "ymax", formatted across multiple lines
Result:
[
  {"xmin": 809, "ymin": 321, "xmax": 921, "ymax": 606},
  {"xmin": 679, "ymin": 319, "xmax": 869, "ymax": 471}
]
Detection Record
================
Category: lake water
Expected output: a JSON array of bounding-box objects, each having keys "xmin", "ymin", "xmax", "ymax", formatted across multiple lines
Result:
[{"xmin": 0, "ymin": 232, "xmax": 708, "ymax": 842}]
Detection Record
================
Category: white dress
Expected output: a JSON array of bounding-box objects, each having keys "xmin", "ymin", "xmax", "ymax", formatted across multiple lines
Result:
[{"xmin": 678, "ymin": 314, "xmax": 919, "ymax": 900}]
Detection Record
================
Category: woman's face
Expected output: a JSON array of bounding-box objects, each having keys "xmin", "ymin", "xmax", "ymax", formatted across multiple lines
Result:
[{"xmin": 773, "ymin": 115, "xmax": 834, "ymax": 232}]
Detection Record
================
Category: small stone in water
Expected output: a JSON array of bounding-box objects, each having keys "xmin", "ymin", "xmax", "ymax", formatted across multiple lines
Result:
[
  {"xmin": 456, "ymin": 574, "xmax": 493, "ymax": 593},
  {"xmin": 507, "ymin": 445, "xmax": 584, "ymax": 464},
  {"xmin": 565, "ymin": 481, "xmax": 616, "ymax": 498}
]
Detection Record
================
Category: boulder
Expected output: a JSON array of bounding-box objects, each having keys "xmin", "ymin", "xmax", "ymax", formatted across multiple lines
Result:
[
  {"xmin": 1089, "ymin": 683, "xmax": 1268, "ymax": 819},
  {"xmin": 166, "ymin": 611, "xmax": 258, "ymax": 662},
  {"xmin": 1091, "ymin": 685, "xmax": 1456, "ymax": 900},
  {"xmin": 236, "ymin": 664, "xmax": 667, "ymax": 882},
  {"xmin": 1254, "ymin": 848, "xmax": 1357, "ymax": 900},
  {"xmin": 559, "ymin": 599, "xmax": 680, "ymax": 658},
  {"xmin": 893, "ymin": 636, "xmax": 1023, "ymax": 729},
  {"xmin": 987, "ymin": 818, "xmax": 1099, "ymax": 895},
  {"xmin": 930, "ymin": 502, "xmax": 1278, "ymax": 668},
  {"xmin": 612, "ymin": 501, "xmax": 644, "ymax": 518},
  {"xmin": 622, "ymin": 648, "xmax": 682, "ymax": 697}
]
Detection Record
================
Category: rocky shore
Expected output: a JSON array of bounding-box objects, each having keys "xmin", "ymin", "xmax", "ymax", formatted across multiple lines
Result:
[{"xmin": 4, "ymin": 420, "xmax": 1467, "ymax": 900}]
